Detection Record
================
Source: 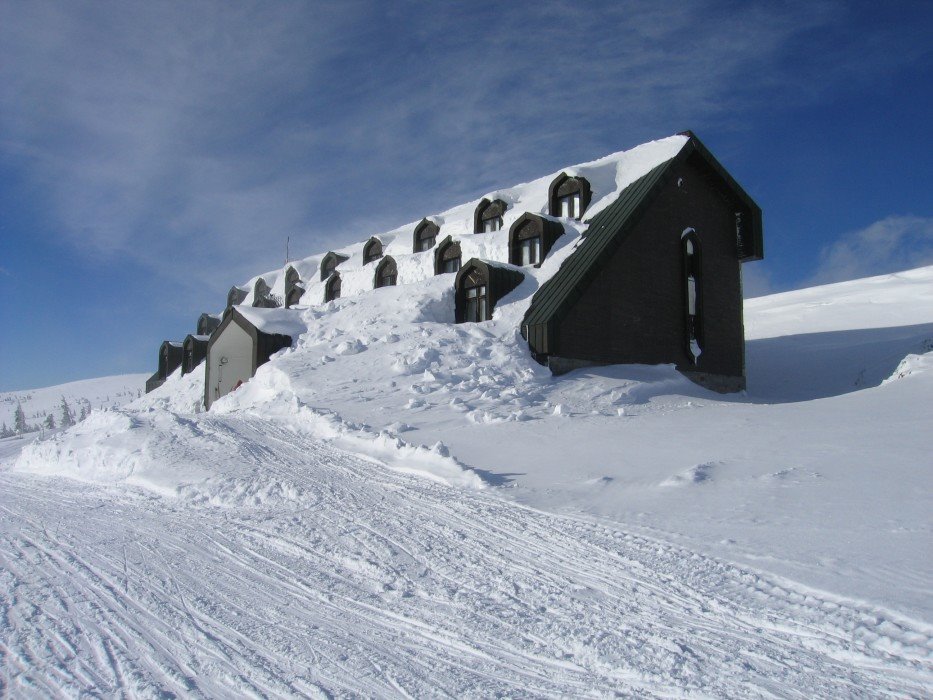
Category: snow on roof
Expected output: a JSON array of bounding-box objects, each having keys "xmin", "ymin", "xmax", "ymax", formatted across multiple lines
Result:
[
  {"xmin": 235, "ymin": 306, "xmax": 307, "ymax": 338},
  {"xmin": 229, "ymin": 134, "xmax": 689, "ymax": 310}
]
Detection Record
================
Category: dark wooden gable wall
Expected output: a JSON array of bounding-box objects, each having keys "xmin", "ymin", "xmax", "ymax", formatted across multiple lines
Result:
[{"xmin": 530, "ymin": 152, "xmax": 749, "ymax": 387}]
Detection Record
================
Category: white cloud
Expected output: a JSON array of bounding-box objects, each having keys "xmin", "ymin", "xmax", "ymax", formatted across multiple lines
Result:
[
  {"xmin": 0, "ymin": 0, "xmax": 925, "ymax": 307},
  {"xmin": 806, "ymin": 216, "xmax": 933, "ymax": 286}
]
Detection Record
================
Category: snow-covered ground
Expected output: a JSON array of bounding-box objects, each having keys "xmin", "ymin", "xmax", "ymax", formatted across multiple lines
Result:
[
  {"xmin": 0, "ymin": 373, "xmax": 147, "ymax": 431},
  {"xmin": 2, "ymin": 264, "xmax": 931, "ymax": 695}
]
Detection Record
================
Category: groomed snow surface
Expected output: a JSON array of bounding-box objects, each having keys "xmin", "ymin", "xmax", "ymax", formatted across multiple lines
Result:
[{"xmin": 3, "ymin": 265, "xmax": 932, "ymax": 696}]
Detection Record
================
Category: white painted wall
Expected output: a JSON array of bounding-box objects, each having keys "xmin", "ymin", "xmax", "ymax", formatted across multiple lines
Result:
[{"xmin": 208, "ymin": 322, "xmax": 253, "ymax": 406}]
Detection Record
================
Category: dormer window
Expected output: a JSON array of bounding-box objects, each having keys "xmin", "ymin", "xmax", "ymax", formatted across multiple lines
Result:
[
  {"xmin": 508, "ymin": 213, "xmax": 564, "ymax": 267},
  {"xmin": 413, "ymin": 219, "xmax": 439, "ymax": 253},
  {"xmin": 320, "ymin": 252, "xmax": 349, "ymax": 281},
  {"xmin": 548, "ymin": 174, "xmax": 592, "ymax": 221},
  {"xmin": 474, "ymin": 198, "xmax": 507, "ymax": 233},
  {"xmin": 284, "ymin": 267, "xmax": 304, "ymax": 308},
  {"xmin": 454, "ymin": 259, "xmax": 524, "ymax": 324},
  {"xmin": 227, "ymin": 286, "xmax": 248, "ymax": 308},
  {"xmin": 374, "ymin": 256, "xmax": 397, "ymax": 288},
  {"xmin": 363, "ymin": 238, "xmax": 383, "ymax": 265},
  {"xmin": 324, "ymin": 273, "xmax": 341, "ymax": 302},
  {"xmin": 434, "ymin": 237, "xmax": 462, "ymax": 275},
  {"xmin": 252, "ymin": 278, "xmax": 280, "ymax": 308}
]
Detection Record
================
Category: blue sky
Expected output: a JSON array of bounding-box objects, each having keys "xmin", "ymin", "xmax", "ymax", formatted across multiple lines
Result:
[{"xmin": 1, "ymin": 1, "xmax": 931, "ymax": 391}]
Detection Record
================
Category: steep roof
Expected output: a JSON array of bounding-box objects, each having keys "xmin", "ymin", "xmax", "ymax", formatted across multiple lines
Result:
[{"xmin": 522, "ymin": 134, "xmax": 763, "ymax": 355}]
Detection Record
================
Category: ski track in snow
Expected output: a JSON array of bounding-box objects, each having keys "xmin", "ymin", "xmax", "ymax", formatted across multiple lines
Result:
[{"xmin": 1, "ymin": 415, "xmax": 930, "ymax": 698}]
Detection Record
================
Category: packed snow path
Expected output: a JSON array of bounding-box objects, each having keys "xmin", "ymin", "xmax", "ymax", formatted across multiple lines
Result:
[{"xmin": 1, "ymin": 417, "xmax": 929, "ymax": 697}]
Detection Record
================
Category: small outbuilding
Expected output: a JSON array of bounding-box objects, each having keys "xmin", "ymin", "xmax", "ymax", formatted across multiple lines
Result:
[
  {"xmin": 204, "ymin": 307, "xmax": 306, "ymax": 409},
  {"xmin": 522, "ymin": 132, "xmax": 763, "ymax": 391},
  {"xmin": 454, "ymin": 259, "xmax": 524, "ymax": 323},
  {"xmin": 182, "ymin": 334, "xmax": 210, "ymax": 375}
]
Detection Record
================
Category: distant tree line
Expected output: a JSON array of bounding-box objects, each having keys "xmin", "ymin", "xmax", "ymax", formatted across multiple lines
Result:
[{"xmin": 0, "ymin": 396, "xmax": 92, "ymax": 438}]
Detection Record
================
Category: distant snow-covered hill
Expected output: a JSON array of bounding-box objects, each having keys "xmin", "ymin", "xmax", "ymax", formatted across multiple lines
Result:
[
  {"xmin": 2, "ymin": 268, "xmax": 931, "ymax": 696},
  {"xmin": 0, "ymin": 374, "xmax": 147, "ymax": 431}
]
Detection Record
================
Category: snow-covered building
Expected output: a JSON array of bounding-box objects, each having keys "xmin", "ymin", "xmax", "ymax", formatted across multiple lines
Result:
[
  {"xmin": 152, "ymin": 131, "xmax": 762, "ymax": 402},
  {"xmin": 203, "ymin": 307, "xmax": 305, "ymax": 409},
  {"xmin": 522, "ymin": 132, "xmax": 763, "ymax": 390}
]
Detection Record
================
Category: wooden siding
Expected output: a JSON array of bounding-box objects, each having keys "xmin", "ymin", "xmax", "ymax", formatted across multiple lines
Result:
[{"xmin": 548, "ymin": 154, "xmax": 746, "ymax": 380}]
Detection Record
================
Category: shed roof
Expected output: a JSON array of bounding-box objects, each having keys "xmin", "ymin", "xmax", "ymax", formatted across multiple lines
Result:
[{"xmin": 234, "ymin": 306, "xmax": 307, "ymax": 338}]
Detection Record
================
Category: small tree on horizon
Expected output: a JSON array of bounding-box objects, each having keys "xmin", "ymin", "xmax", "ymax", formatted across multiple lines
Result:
[
  {"xmin": 44, "ymin": 414, "xmax": 56, "ymax": 430},
  {"xmin": 59, "ymin": 396, "xmax": 75, "ymax": 428},
  {"xmin": 14, "ymin": 402, "xmax": 27, "ymax": 434}
]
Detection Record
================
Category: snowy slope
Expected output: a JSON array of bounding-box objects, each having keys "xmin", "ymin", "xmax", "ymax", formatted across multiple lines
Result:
[
  {"xmin": 4, "ymin": 266, "xmax": 931, "ymax": 695},
  {"xmin": 0, "ymin": 373, "xmax": 147, "ymax": 429}
]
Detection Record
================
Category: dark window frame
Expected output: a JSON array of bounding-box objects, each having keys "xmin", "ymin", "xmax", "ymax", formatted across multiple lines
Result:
[
  {"xmin": 413, "ymin": 219, "xmax": 440, "ymax": 253},
  {"xmin": 548, "ymin": 173, "xmax": 592, "ymax": 220},
  {"xmin": 434, "ymin": 236, "xmax": 462, "ymax": 275},
  {"xmin": 363, "ymin": 238, "xmax": 384, "ymax": 265},
  {"xmin": 473, "ymin": 198, "xmax": 508, "ymax": 233},
  {"xmin": 324, "ymin": 273, "xmax": 341, "ymax": 302},
  {"xmin": 682, "ymin": 230, "xmax": 704, "ymax": 364},
  {"xmin": 374, "ymin": 256, "xmax": 398, "ymax": 289}
]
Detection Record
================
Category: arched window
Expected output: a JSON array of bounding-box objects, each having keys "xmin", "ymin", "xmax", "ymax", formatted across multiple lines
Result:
[
  {"xmin": 454, "ymin": 258, "xmax": 524, "ymax": 324},
  {"xmin": 516, "ymin": 222, "xmax": 541, "ymax": 265},
  {"xmin": 374, "ymin": 256, "xmax": 397, "ymax": 288},
  {"xmin": 434, "ymin": 237, "xmax": 462, "ymax": 275},
  {"xmin": 320, "ymin": 252, "xmax": 349, "ymax": 281},
  {"xmin": 682, "ymin": 229, "xmax": 703, "ymax": 363},
  {"xmin": 227, "ymin": 286, "xmax": 248, "ymax": 308},
  {"xmin": 324, "ymin": 273, "xmax": 341, "ymax": 302},
  {"xmin": 473, "ymin": 198, "xmax": 507, "ymax": 233},
  {"xmin": 363, "ymin": 237, "xmax": 384, "ymax": 265},
  {"xmin": 461, "ymin": 268, "xmax": 488, "ymax": 322},
  {"xmin": 413, "ymin": 219, "xmax": 439, "ymax": 253},
  {"xmin": 548, "ymin": 174, "xmax": 592, "ymax": 220},
  {"xmin": 284, "ymin": 267, "xmax": 304, "ymax": 308},
  {"xmin": 252, "ymin": 278, "xmax": 281, "ymax": 308},
  {"xmin": 285, "ymin": 286, "xmax": 305, "ymax": 308},
  {"xmin": 508, "ymin": 213, "xmax": 564, "ymax": 267},
  {"xmin": 197, "ymin": 313, "xmax": 220, "ymax": 336}
]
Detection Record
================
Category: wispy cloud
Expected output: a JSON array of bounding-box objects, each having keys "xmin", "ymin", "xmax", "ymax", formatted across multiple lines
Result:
[
  {"xmin": 0, "ymin": 0, "xmax": 924, "ymax": 305},
  {"xmin": 805, "ymin": 215, "xmax": 933, "ymax": 286}
]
